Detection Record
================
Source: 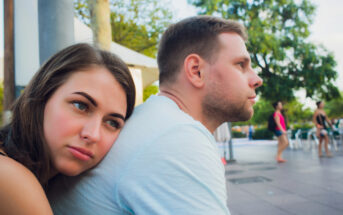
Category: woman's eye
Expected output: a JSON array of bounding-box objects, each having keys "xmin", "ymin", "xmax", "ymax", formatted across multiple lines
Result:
[
  {"xmin": 238, "ymin": 62, "xmax": 244, "ymax": 68},
  {"xmin": 72, "ymin": 101, "xmax": 88, "ymax": 111},
  {"xmin": 106, "ymin": 120, "xmax": 120, "ymax": 129}
]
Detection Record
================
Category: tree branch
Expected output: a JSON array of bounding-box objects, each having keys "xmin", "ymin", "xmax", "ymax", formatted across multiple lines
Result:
[
  {"xmin": 253, "ymin": 53, "xmax": 265, "ymax": 70},
  {"xmin": 136, "ymin": 42, "xmax": 156, "ymax": 52},
  {"xmin": 262, "ymin": 54, "xmax": 270, "ymax": 72}
]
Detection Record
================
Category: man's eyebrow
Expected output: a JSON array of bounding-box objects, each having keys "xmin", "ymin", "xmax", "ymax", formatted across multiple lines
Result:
[
  {"xmin": 236, "ymin": 56, "xmax": 250, "ymax": 63},
  {"xmin": 109, "ymin": 113, "xmax": 125, "ymax": 121},
  {"xmin": 72, "ymin": 92, "xmax": 97, "ymax": 107}
]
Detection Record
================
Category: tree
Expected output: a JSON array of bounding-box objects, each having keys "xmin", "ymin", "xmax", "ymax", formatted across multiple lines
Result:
[
  {"xmin": 190, "ymin": 0, "xmax": 340, "ymax": 102},
  {"xmin": 87, "ymin": 0, "xmax": 112, "ymax": 50},
  {"xmin": 3, "ymin": 0, "xmax": 15, "ymax": 125},
  {"xmin": 283, "ymin": 100, "xmax": 313, "ymax": 123},
  {"xmin": 143, "ymin": 84, "xmax": 159, "ymax": 102},
  {"xmin": 232, "ymin": 99, "xmax": 273, "ymax": 126},
  {"xmin": 235, "ymin": 98, "xmax": 313, "ymax": 126},
  {"xmin": 75, "ymin": 0, "xmax": 173, "ymax": 57},
  {"xmin": 325, "ymin": 92, "xmax": 343, "ymax": 118},
  {"xmin": 250, "ymin": 99, "xmax": 274, "ymax": 125}
]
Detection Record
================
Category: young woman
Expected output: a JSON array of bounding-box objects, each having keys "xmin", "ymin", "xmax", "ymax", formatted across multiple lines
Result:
[
  {"xmin": 313, "ymin": 101, "xmax": 332, "ymax": 157},
  {"xmin": 273, "ymin": 101, "xmax": 289, "ymax": 163},
  {"xmin": 0, "ymin": 43, "xmax": 136, "ymax": 214}
]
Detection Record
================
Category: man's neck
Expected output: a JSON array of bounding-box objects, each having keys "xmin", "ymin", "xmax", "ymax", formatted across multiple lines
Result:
[
  {"xmin": 158, "ymin": 90, "xmax": 190, "ymax": 113},
  {"xmin": 159, "ymin": 89, "xmax": 218, "ymax": 133}
]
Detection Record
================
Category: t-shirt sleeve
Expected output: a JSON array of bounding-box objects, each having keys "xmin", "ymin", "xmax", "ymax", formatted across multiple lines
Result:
[{"xmin": 115, "ymin": 125, "xmax": 230, "ymax": 215}]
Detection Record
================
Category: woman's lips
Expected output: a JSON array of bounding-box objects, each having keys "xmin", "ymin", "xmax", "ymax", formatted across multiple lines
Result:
[{"xmin": 68, "ymin": 146, "xmax": 94, "ymax": 161}]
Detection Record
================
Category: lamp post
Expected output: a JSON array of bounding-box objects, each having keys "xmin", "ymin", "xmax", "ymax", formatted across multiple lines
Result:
[{"xmin": 226, "ymin": 122, "xmax": 236, "ymax": 163}]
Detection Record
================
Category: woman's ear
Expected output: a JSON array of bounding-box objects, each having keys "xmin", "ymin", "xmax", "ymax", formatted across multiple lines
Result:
[{"xmin": 183, "ymin": 54, "xmax": 205, "ymax": 88}]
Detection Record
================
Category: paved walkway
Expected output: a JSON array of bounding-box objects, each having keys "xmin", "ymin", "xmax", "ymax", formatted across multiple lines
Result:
[{"xmin": 224, "ymin": 138, "xmax": 343, "ymax": 215}]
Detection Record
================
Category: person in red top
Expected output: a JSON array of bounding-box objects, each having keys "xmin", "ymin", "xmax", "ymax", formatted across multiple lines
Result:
[{"xmin": 273, "ymin": 101, "xmax": 289, "ymax": 163}]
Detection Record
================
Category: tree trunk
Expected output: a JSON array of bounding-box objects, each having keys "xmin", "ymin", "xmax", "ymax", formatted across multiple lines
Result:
[
  {"xmin": 88, "ymin": 0, "xmax": 112, "ymax": 50},
  {"xmin": 3, "ymin": 0, "xmax": 15, "ymax": 125}
]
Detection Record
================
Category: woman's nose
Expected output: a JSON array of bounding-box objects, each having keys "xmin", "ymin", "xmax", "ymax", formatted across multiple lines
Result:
[{"xmin": 80, "ymin": 118, "xmax": 101, "ymax": 143}]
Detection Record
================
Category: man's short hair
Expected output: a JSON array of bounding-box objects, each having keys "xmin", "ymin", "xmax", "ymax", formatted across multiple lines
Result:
[{"xmin": 157, "ymin": 15, "xmax": 247, "ymax": 85}]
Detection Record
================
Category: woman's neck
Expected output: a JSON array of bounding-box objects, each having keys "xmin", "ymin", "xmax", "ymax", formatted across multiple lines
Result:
[{"xmin": 48, "ymin": 167, "xmax": 59, "ymax": 181}]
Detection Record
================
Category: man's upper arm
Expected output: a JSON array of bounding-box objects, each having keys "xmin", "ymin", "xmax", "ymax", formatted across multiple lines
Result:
[{"xmin": 117, "ymin": 125, "xmax": 230, "ymax": 215}]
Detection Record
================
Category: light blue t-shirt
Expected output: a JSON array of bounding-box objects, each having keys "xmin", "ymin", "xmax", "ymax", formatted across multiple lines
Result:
[{"xmin": 48, "ymin": 95, "xmax": 230, "ymax": 215}]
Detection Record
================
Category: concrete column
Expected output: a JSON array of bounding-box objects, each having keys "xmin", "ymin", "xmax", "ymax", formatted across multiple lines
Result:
[
  {"xmin": 38, "ymin": 0, "xmax": 74, "ymax": 64},
  {"xmin": 14, "ymin": 0, "xmax": 40, "ymax": 94}
]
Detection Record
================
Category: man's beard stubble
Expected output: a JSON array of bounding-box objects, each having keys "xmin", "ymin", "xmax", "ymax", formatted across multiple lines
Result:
[{"xmin": 202, "ymin": 93, "xmax": 253, "ymax": 125}]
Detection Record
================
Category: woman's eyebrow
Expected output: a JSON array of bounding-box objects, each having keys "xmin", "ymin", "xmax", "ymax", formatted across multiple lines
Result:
[
  {"xmin": 110, "ymin": 113, "xmax": 125, "ymax": 121},
  {"xmin": 72, "ymin": 92, "xmax": 97, "ymax": 107},
  {"xmin": 73, "ymin": 91, "xmax": 125, "ymax": 120}
]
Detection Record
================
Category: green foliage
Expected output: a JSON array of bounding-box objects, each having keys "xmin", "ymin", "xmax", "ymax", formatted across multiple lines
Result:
[
  {"xmin": 292, "ymin": 123, "xmax": 313, "ymax": 130},
  {"xmin": 325, "ymin": 92, "xmax": 343, "ymax": 118},
  {"xmin": 252, "ymin": 127, "xmax": 274, "ymax": 140},
  {"xmin": 74, "ymin": 0, "xmax": 90, "ymax": 23},
  {"xmin": 247, "ymin": 98, "xmax": 313, "ymax": 126},
  {"xmin": 74, "ymin": 0, "xmax": 173, "ymax": 57},
  {"xmin": 232, "ymin": 121, "xmax": 250, "ymax": 126},
  {"xmin": 232, "ymin": 130, "xmax": 246, "ymax": 138},
  {"xmin": 283, "ymin": 100, "xmax": 313, "ymax": 124},
  {"xmin": 250, "ymin": 99, "xmax": 274, "ymax": 125},
  {"xmin": 190, "ymin": 0, "xmax": 340, "ymax": 101},
  {"xmin": 143, "ymin": 84, "xmax": 159, "ymax": 102}
]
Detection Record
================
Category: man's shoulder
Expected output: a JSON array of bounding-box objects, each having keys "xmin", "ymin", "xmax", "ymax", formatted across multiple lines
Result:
[
  {"xmin": 104, "ymin": 117, "xmax": 214, "ymax": 167},
  {"xmin": 112, "ymin": 123, "xmax": 227, "ymax": 215},
  {"xmin": 116, "ymin": 124, "xmax": 218, "ymax": 173},
  {"xmin": 117, "ymin": 95, "xmax": 208, "ymax": 145},
  {"xmin": 128, "ymin": 95, "xmax": 189, "ymax": 122}
]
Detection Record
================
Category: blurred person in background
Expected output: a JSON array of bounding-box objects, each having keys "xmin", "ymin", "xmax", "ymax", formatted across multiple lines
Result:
[
  {"xmin": 313, "ymin": 101, "xmax": 333, "ymax": 157},
  {"xmin": 273, "ymin": 101, "xmax": 289, "ymax": 163}
]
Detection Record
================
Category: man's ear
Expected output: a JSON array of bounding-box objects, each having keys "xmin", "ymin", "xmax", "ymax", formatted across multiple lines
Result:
[{"xmin": 184, "ymin": 54, "xmax": 206, "ymax": 88}]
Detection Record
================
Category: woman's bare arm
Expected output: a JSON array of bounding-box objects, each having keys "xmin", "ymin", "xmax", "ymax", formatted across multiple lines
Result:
[
  {"xmin": 324, "ymin": 112, "xmax": 333, "ymax": 127},
  {"xmin": 0, "ymin": 156, "xmax": 53, "ymax": 215}
]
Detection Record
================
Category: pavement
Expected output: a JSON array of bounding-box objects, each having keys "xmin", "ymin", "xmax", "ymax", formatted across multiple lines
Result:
[{"xmin": 222, "ymin": 138, "xmax": 343, "ymax": 215}]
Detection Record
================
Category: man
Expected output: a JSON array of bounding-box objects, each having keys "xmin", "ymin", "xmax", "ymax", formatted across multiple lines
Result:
[{"xmin": 48, "ymin": 16, "xmax": 262, "ymax": 214}]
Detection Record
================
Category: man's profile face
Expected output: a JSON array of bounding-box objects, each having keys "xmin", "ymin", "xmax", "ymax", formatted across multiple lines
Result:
[{"xmin": 202, "ymin": 32, "xmax": 262, "ymax": 123}]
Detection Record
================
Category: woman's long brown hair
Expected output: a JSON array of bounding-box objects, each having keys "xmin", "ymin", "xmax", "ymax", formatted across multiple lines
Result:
[{"xmin": 0, "ymin": 43, "xmax": 136, "ymax": 185}]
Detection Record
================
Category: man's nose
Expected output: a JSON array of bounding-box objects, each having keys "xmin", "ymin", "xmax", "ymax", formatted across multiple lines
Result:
[{"xmin": 249, "ymin": 69, "xmax": 263, "ymax": 88}]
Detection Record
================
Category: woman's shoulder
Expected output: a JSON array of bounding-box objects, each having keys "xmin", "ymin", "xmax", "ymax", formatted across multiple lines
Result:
[
  {"xmin": 273, "ymin": 111, "xmax": 281, "ymax": 117},
  {"xmin": 0, "ymin": 155, "xmax": 35, "ymax": 181},
  {"xmin": 0, "ymin": 156, "xmax": 53, "ymax": 214},
  {"xmin": 313, "ymin": 109, "xmax": 320, "ymax": 115},
  {"xmin": 316, "ymin": 110, "xmax": 326, "ymax": 116}
]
